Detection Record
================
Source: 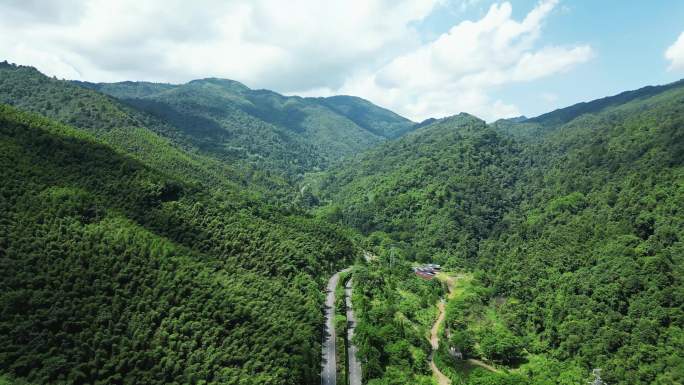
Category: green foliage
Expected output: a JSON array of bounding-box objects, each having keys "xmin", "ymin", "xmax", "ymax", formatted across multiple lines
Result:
[
  {"xmin": 479, "ymin": 82, "xmax": 684, "ymax": 384},
  {"xmin": 315, "ymin": 95, "xmax": 415, "ymax": 139},
  {"xmin": 2, "ymin": 57, "xmax": 684, "ymax": 385},
  {"xmin": 0, "ymin": 61, "xmax": 290, "ymax": 198},
  {"xmin": 316, "ymin": 113, "xmax": 524, "ymax": 264},
  {"xmin": 0, "ymin": 104, "xmax": 356, "ymax": 384},
  {"xmin": 78, "ymin": 76, "xmax": 417, "ymax": 177},
  {"xmin": 351, "ymin": 258, "xmax": 440, "ymax": 384},
  {"xmin": 0, "ymin": 62, "xmax": 416, "ymax": 200},
  {"xmin": 335, "ymin": 271, "xmax": 351, "ymax": 385},
  {"xmin": 527, "ymin": 78, "xmax": 684, "ymax": 128},
  {"xmin": 115, "ymin": 79, "xmax": 330, "ymax": 176},
  {"xmin": 478, "ymin": 327, "xmax": 524, "ymax": 364},
  {"xmin": 318, "ymin": 81, "xmax": 684, "ymax": 384},
  {"xmin": 448, "ymin": 330, "xmax": 475, "ymax": 357}
]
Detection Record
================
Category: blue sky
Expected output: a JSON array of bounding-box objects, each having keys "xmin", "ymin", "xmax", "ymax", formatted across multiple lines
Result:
[
  {"xmin": 417, "ymin": 0, "xmax": 684, "ymax": 118},
  {"xmin": 1, "ymin": 0, "xmax": 683, "ymax": 121}
]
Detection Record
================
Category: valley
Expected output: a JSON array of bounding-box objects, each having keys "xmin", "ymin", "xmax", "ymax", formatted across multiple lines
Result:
[{"xmin": 0, "ymin": 61, "xmax": 682, "ymax": 385}]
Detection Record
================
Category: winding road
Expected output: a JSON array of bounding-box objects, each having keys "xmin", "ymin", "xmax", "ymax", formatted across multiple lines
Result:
[
  {"xmin": 429, "ymin": 299, "xmax": 451, "ymax": 385},
  {"xmin": 321, "ymin": 269, "xmax": 361, "ymax": 385},
  {"xmin": 429, "ymin": 273, "xmax": 498, "ymax": 384}
]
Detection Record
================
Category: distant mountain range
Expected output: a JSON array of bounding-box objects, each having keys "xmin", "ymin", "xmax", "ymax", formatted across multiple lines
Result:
[
  {"xmin": 1, "ymin": 61, "xmax": 415, "ymax": 182},
  {"xmin": 75, "ymin": 75, "xmax": 415, "ymax": 173}
]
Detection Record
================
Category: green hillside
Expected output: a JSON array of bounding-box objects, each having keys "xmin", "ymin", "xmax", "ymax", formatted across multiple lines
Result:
[
  {"xmin": 74, "ymin": 80, "xmax": 177, "ymax": 99},
  {"xmin": 314, "ymin": 112, "xmax": 524, "ymax": 263},
  {"xmin": 0, "ymin": 63, "xmax": 255, "ymax": 190},
  {"xmin": 0, "ymin": 62, "xmax": 416, "ymax": 192},
  {"xmin": 0, "ymin": 104, "xmax": 356, "ymax": 385},
  {"xmin": 314, "ymin": 95, "xmax": 415, "ymax": 139},
  {"xmin": 527, "ymin": 79, "xmax": 684, "ymax": 128},
  {"xmin": 316, "ymin": 82, "xmax": 684, "ymax": 384},
  {"xmin": 113, "ymin": 78, "xmax": 329, "ymax": 176},
  {"xmin": 77, "ymin": 77, "xmax": 416, "ymax": 176}
]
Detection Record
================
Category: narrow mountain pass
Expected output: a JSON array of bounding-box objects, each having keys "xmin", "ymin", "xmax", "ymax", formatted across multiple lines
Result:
[{"xmin": 345, "ymin": 278, "xmax": 362, "ymax": 385}]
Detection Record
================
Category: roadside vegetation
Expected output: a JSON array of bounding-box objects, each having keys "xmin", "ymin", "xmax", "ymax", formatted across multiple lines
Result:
[{"xmin": 350, "ymin": 252, "xmax": 439, "ymax": 385}]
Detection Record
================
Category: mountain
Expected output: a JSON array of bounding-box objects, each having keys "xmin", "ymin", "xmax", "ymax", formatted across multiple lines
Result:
[
  {"xmin": 0, "ymin": 61, "xmax": 417, "ymax": 186},
  {"xmin": 0, "ymin": 61, "xmax": 264, "ymax": 194},
  {"xmin": 528, "ymin": 79, "xmax": 684, "ymax": 128},
  {"xmin": 0, "ymin": 103, "xmax": 355, "ymax": 385},
  {"xmin": 76, "ymin": 77, "xmax": 416, "ymax": 175},
  {"xmin": 313, "ymin": 112, "xmax": 523, "ymax": 261},
  {"xmin": 313, "ymin": 95, "xmax": 415, "ymax": 139},
  {"xmin": 73, "ymin": 80, "xmax": 177, "ymax": 99},
  {"xmin": 0, "ymin": 60, "xmax": 368, "ymax": 385},
  {"xmin": 101, "ymin": 78, "xmax": 331, "ymax": 175},
  {"xmin": 315, "ymin": 81, "xmax": 684, "ymax": 384}
]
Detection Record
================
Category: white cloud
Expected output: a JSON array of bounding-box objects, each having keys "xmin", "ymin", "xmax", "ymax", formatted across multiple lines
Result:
[
  {"xmin": 0, "ymin": 0, "xmax": 592, "ymax": 121},
  {"xmin": 0, "ymin": 0, "xmax": 439, "ymax": 88},
  {"xmin": 334, "ymin": 0, "xmax": 593, "ymax": 121},
  {"xmin": 665, "ymin": 31, "xmax": 684, "ymax": 71}
]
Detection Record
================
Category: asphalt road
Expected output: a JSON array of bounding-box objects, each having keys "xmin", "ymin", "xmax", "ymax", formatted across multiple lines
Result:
[
  {"xmin": 321, "ymin": 271, "xmax": 342, "ymax": 385},
  {"xmin": 345, "ymin": 279, "xmax": 362, "ymax": 385}
]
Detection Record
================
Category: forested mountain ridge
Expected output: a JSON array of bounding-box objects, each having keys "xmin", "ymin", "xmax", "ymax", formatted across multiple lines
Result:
[
  {"xmin": 0, "ymin": 61, "xmax": 277, "ymax": 195},
  {"xmin": 0, "ymin": 104, "xmax": 357, "ymax": 384},
  {"xmin": 0, "ymin": 62, "xmax": 322, "ymax": 198},
  {"xmin": 316, "ymin": 80, "xmax": 684, "ymax": 384},
  {"xmin": 493, "ymin": 78, "xmax": 684, "ymax": 140},
  {"xmin": 75, "ymin": 75, "xmax": 416, "ymax": 175},
  {"xmin": 0, "ymin": 61, "xmax": 417, "ymax": 188},
  {"xmin": 314, "ymin": 112, "xmax": 525, "ymax": 262},
  {"xmin": 527, "ymin": 78, "xmax": 684, "ymax": 128},
  {"xmin": 104, "ymin": 77, "xmax": 330, "ymax": 176},
  {"xmin": 313, "ymin": 95, "xmax": 415, "ymax": 139},
  {"xmin": 477, "ymin": 78, "xmax": 684, "ymax": 385}
]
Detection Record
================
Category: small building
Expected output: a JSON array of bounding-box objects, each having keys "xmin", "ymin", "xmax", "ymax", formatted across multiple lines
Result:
[
  {"xmin": 415, "ymin": 271, "xmax": 435, "ymax": 280},
  {"xmin": 413, "ymin": 263, "xmax": 441, "ymax": 280}
]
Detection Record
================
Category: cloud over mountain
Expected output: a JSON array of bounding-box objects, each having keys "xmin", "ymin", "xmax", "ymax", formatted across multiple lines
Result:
[
  {"xmin": 333, "ymin": 0, "xmax": 593, "ymax": 121},
  {"xmin": 0, "ymin": 0, "xmax": 592, "ymax": 121}
]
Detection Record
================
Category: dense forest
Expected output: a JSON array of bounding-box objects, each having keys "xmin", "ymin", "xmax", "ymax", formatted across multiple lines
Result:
[
  {"xmin": 316, "ymin": 82, "xmax": 684, "ymax": 384},
  {"xmin": 0, "ymin": 104, "xmax": 356, "ymax": 384},
  {"xmin": 76, "ymin": 74, "xmax": 414, "ymax": 177},
  {"xmin": 312, "ymin": 113, "xmax": 525, "ymax": 263},
  {"xmin": 0, "ymin": 59, "xmax": 682, "ymax": 385},
  {"xmin": 0, "ymin": 61, "xmax": 415, "ymax": 196},
  {"xmin": 351, "ymin": 258, "xmax": 440, "ymax": 385}
]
